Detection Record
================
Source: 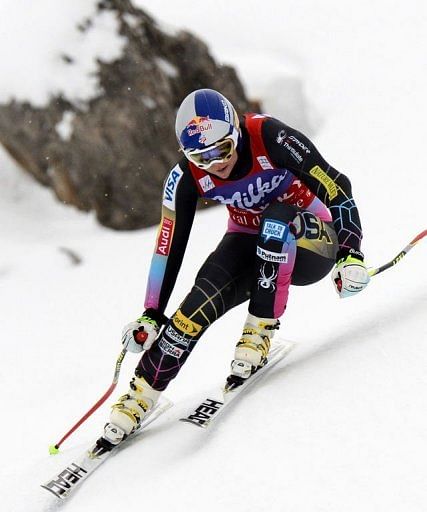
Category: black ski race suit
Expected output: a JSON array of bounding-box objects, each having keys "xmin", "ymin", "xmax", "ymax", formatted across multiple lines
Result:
[{"xmin": 137, "ymin": 113, "xmax": 363, "ymax": 390}]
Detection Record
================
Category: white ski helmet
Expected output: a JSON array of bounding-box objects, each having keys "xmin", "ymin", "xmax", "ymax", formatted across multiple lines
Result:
[{"xmin": 175, "ymin": 89, "xmax": 240, "ymax": 169}]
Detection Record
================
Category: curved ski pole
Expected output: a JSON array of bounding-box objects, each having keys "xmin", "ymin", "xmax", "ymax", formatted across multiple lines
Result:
[
  {"xmin": 369, "ymin": 229, "xmax": 427, "ymax": 277},
  {"xmin": 49, "ymin": 348, "xmax": 127, "ymax": 454}
]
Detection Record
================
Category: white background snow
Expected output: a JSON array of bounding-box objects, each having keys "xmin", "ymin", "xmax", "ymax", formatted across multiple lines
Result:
[{"xmin": 1, "ymin": 1, "xmax": 426, "ymax": 511}]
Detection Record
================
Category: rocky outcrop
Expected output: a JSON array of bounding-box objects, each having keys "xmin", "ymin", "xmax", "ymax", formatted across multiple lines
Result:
[{"xmin": 0, "ymin": 0, "xmax": 251, "ymax": 229}]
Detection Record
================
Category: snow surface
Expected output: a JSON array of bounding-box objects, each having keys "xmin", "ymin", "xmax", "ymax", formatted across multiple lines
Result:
[{"xmin": 1, "ymin": 2, "xmax": 427, "ymax": 511}]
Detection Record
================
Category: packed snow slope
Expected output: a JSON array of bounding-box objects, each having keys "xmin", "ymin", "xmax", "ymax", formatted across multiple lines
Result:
[{"xmin": 1, "ymin": 1, "xmax": 426, "ymax": 511}]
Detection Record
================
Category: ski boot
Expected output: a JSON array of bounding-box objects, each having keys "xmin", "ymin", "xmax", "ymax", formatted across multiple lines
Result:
[
  {"xmin": 226, "ymin": 314, "xmax": 280, "ymax": 390},
  {"xmin": 109, "ymin": 374, "xmax": 162, "ymax": 437},
  {"xmin": 91, "ymin": 423, "xmax": 128, "ymax": 456}
]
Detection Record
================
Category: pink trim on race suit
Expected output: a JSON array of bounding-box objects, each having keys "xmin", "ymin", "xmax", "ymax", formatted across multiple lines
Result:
[
  {"xmin": 227, "ymin": 217, "xmax": 259, "ymax": 234},
  {"xmin": 273, "ymin": 238, "xmax": 297, "ymax": 318}
]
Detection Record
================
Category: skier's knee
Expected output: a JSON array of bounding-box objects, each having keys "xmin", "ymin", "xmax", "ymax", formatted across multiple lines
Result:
[{"xmin": 261, "ymin": 202, "xmax": 298, "ymax": 226}]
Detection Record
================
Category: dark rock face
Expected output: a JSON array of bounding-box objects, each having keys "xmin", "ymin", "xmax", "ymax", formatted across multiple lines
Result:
[{"xmin": 0, "ymin": 0, "xmax": 251, "ymax": 229}]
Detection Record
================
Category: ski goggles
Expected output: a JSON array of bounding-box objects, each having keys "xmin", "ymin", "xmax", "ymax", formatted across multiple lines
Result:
[{"xmin": 183, "ymin": 136, "xmax": 236, "ymax": 170}]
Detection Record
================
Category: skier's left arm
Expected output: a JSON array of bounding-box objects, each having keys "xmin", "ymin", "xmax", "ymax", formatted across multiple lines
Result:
[{"xmin": 262, "ymin": 118, "xmax": 370, "ymax": 298}]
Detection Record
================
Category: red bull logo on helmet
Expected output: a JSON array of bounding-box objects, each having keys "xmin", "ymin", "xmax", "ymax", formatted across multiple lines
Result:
[
  {"xmin": 187, "ymin": 115, "xmax": 210, "ymax": 126},
  {"xmin": 186, "ymin": 115, "xmax": 213, "ymax": 137}
]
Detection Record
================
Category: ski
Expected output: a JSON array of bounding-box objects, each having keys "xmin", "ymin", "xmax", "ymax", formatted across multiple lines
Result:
[
  {"xmin": 180, "ymin": 339, "xmax": 295, "ymax": 428},
  {"xmin": 41, "ymin": 396, "xmax": 173, "ymax": 500}
]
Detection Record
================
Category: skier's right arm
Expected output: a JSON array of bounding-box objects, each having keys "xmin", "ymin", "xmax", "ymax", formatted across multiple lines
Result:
[
  {"xmin": 122, "ymin": 160, "xmax": 199, "ymax": 352},
  {"xmin": 144, "ymin": 161, "xmax": 198, "ymax": 314}
]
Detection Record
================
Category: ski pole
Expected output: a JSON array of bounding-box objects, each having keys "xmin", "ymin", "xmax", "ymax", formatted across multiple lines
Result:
[
  {"xmin": 49, "ymin": 348, "xmax": 127, "ymax": 454},
  {"xmin": 369, "ymin": 229, "xmax": 427, "ymax": 277}
]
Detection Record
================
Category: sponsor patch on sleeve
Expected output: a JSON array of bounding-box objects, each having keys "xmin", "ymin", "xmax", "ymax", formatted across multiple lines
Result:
[
  {"xmin": 155, "ymin": 217, "xmax": 174, "ymax": 256},
  {"xmin": 163, "ymin": 165, "xmax": 184, "ymax": 210},
  {"xmin": 309, "ymin": 165, "xmax": 338, "ymax": 200}
]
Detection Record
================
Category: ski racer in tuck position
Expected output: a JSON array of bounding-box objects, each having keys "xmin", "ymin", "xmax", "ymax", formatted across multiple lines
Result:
[{"xmin": 108, "ymin": 88, "xmax": 370, "ymax": 440}]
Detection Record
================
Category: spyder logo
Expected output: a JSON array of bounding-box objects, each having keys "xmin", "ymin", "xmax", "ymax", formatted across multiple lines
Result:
[{"xmin": 257, "ymin": 263, "xmax": 278, "ymax": 292}]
